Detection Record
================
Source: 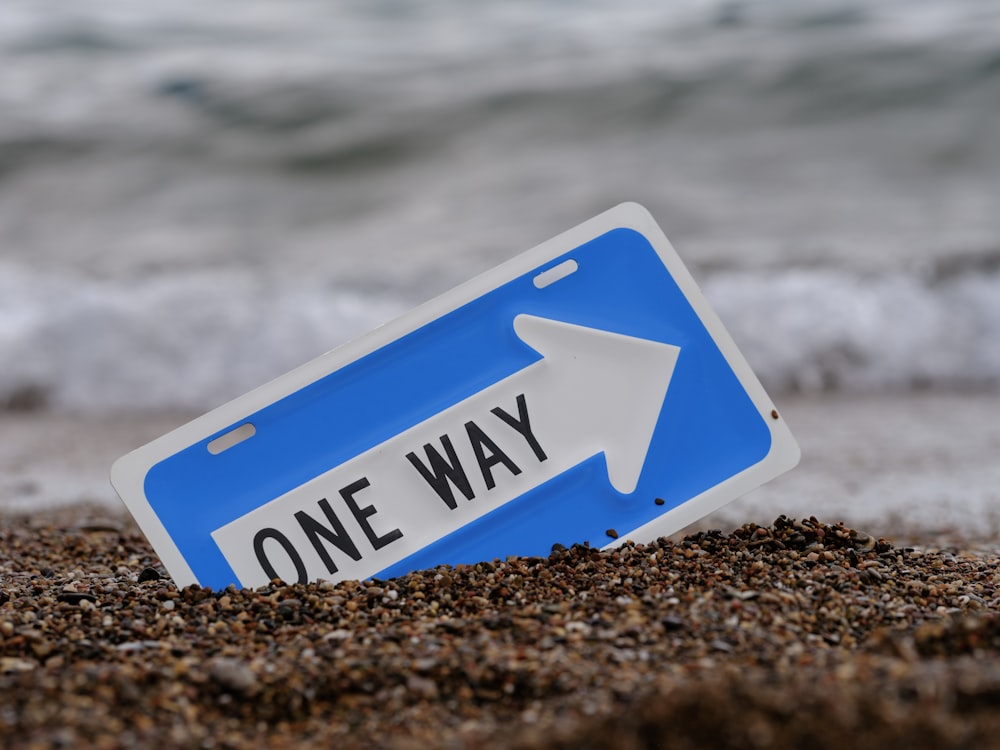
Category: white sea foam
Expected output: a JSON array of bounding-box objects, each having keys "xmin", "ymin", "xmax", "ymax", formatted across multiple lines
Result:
[
  {"xmin": 0, "ymin": 264, "xmax": 405, "ymax": 413},
  {"xmin": 2, "ymin": 263, "xmax": 998, "ymax": 414},
  {"xmin": 706, "ymin": 269, "xmax": 1000, "ymax": 393}
]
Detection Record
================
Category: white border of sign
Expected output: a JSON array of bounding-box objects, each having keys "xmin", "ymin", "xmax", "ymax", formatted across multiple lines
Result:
[{"xmin": 111, "ymin": 203, "xmax": 800, "ymax": 587}]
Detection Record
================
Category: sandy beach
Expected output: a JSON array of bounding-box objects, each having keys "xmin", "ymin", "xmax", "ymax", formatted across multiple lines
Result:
[
  {"xmin": 2, "ymin": 391, "xmax": 1000, "ymax": 747},
  {"xmin": 3, "ymin": 509, "xmax": 1000, "ymax": 748}
]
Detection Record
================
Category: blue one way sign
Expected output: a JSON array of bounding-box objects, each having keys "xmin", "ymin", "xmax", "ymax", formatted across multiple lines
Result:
[{"xmin": 111, "ymin": 203, "xmax": 799, "ymax": 589}]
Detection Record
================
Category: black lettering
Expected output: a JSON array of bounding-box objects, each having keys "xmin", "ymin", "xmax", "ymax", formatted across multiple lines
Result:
[
  {"xmin": 465, "ymin": 420, "xmax": 521, "ymax": 490},
  {"xmin": 340, "ymin": 477, "xmax": 403, "ymax": 551},
  {"xmin": 491, "ymin": 392, "xmax": 547, "ymax": 462},
  {"xmin": 406, "ymin": 435, "xmax": 475, "ymax": 509},
  {"xmin": 295, "ymin": 498, "xmax": 362, "ymax": 575},
  {"xmin": 253, "ymin": 527, "xmax": 307, "ymax": 584}
]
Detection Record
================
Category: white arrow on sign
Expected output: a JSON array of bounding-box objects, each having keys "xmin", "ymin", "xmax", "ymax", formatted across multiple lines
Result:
[{"xmin": 211, "ymin": 314, "xmax": 681, "ymax": 587}]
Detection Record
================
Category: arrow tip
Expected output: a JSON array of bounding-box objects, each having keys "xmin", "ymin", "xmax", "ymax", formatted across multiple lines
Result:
[{"xmin": 513, "ymin": 315, "xmax": 680, "ymax": 494}]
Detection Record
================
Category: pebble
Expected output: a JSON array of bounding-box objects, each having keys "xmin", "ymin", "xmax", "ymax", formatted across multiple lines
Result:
[
  {"xmin": 2, "ymin": 508, "xmax": 1000, "ymax": 749},
  {"xmin": 74, "ymin": 517, "xmax": 125, "ymax": 533},
  {"xmin": 137, "ymin": 567, "xmax": 162, "ymax": 583},
  {"xmin": 207, "ymin": 657, "xmax": 255, "ymax": 693}
]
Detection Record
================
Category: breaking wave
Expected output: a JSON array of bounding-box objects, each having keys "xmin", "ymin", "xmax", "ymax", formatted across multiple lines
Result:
[{"xmin": 2, "ymin": 263, "xmax": 998, "ymax": 414}]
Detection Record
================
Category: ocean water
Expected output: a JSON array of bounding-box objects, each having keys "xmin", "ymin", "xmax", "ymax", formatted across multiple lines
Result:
[{"xmin": 1, "ymin": 0, "xmax": 999, "ymax": 414}]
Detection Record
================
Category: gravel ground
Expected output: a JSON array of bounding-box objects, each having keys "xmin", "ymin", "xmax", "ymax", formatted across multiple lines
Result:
[{"xmin": 2, "ymin": 507, "xmax": 1000, "ymax": 749}]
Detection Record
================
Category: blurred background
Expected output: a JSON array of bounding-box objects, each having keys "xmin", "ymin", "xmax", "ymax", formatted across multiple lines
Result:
[{"xmin": 1, "ymin": 0, "xmax": 999, "ymax": 532}]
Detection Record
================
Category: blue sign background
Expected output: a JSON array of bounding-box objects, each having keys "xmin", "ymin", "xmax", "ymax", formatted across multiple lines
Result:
[{"xmin": 145, "ymin": 228, "xmax": 771, "ymax": 589}]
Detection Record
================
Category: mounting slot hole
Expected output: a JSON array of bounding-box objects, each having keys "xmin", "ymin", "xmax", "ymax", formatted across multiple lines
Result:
[
  {"xmin": 533, "ymin": 259, "xmax": 578, "ymax": 289},
  {"xmin": 207, "ymin": 423, "xmax": 256, "ymax": 455}
]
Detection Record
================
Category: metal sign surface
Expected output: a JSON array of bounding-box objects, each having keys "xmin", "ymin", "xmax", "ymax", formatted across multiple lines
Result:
[{"xmin": 111, "ymin": 203, "xmax": 799, "ymax": 589}]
